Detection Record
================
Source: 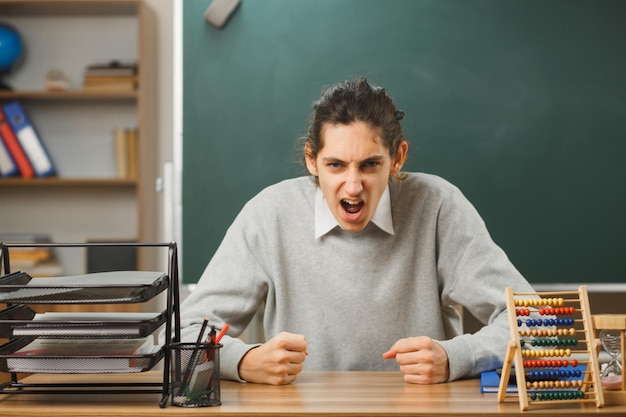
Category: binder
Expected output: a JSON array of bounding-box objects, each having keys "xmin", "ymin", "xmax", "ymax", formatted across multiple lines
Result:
[
  {"xmin": 0, "ymin": 107, "xmax": 35, "ymax": 178},
  {"xmin": 2, "ymin": 101, "xmax": 56, "ymax": 178},
  {"xmin": 0, "ymin": 130, "xmax": 18, "ymax": 177}
]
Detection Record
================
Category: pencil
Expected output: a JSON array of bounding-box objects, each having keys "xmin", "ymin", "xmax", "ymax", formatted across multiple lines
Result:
[
  {"xmin": 178, "ymin": 317, "xmax": 209, "ymax": 396},
  {"xmin": 195, "ymin": 318, "xmax": 210, "ymax": 345}
]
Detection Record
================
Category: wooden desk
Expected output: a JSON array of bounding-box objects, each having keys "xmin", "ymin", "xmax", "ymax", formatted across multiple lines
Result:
[{"xmin": 1, "ymin": 371, "xmax": 626, "ymax": 416}]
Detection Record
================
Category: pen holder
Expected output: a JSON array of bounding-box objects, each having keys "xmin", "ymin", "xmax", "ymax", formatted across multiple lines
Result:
[{"xmin": 169, "ymin": 342, "xmax": 221, "ymax": 407}]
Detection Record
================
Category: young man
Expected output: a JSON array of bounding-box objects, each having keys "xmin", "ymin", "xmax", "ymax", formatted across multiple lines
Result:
[{"xmin": 179, "ymin": 77, "xmax": 535, "ymax": 385}]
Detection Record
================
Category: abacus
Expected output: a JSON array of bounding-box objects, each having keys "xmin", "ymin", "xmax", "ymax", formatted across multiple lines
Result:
[{"xmin": 497, "ymin": 286, "xmax": 604, "ymax": 411}]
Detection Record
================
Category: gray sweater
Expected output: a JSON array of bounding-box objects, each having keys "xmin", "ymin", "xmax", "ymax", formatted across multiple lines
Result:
[{"xmin": 179, "ymin": 173, "xmax": 535, "ymax": 382}]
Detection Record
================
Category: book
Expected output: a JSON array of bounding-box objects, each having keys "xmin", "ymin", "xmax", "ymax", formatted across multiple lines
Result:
[
  {"xmin": 113, "ymin": 128, "xmax": 138, "ymax": 179},
  {"xmin": 126, "ymin": 128, "xmax": 138, "ymax": 179},
  {"xmin": 8, "ymin": 247, "xmax": 51, "ymax": 263},
  {"xmin": 114, "ymin": 128, "xmax": 129, "ymax": 178},
  {"xmin": 480, "ymin": 369, "xmax": 517, "ymax": 393},
  {"xmin": 2, "ymin": 101, "xmax": 56, "ymax": 178},
  {"xmin": 6, "ymin": 336, "xmax": 158, "ymax": 373},
  {"xmin": 0, "ymin": 130, "xmax": 18, "ymax": 177},
  {"xmin": 0, "ymin": 233, "xmax": 62, "ymax": 277},
  {"xmin": 480, "ymin": 365, "xmax": 588, "ymax": 394},
  {"xmin": 84, "ymin": 75, "xmax": 138, "ymax": 84},
  {"xmin": 0, "ymin": 107, "xmax": 35, "ymax": 178},
  {"xmin": 83, "ymin": 76, "xmax": 137, "ymax": 92},
  {"xmin": 85, "ymin": 60, "xmax": 137, "ymax": 77}
]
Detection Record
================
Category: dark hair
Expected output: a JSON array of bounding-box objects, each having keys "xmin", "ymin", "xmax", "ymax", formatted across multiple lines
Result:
[{"xmin": 303, "ymin": 77, "xmax": 408, "ymax": 181}]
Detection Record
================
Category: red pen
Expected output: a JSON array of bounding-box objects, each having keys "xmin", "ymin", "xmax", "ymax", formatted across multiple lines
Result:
[
  {"xmin": 214, "ymin": 323, "xmax": 230, "ymax": 345},
  {"xmin": 202, "ymin": 324, "xmax": 229, "ymax": 365}
]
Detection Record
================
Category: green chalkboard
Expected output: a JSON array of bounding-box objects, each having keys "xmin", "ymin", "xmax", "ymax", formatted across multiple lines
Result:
[{"xmin": 182, "ymin": 0, "xmax": 626, "ymax": 284}]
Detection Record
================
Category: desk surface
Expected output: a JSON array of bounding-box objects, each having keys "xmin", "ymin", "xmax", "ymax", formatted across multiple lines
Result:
[{"xmin": 1, "ymin": 371, "xmax": 626, "ymax": 416}]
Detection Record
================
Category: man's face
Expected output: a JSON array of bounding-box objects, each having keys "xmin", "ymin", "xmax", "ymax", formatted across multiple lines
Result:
[{"xmin": 306, "ymin": 121, "xmax": 406, "ymax": 232}]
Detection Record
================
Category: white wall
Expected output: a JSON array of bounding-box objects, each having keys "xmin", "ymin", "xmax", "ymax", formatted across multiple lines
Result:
[{"xmin": 141, "ymin": 0, "xmax": 181, "ymax": 258}]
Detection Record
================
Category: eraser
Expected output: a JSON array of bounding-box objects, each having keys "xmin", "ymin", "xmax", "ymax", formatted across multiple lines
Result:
[{"xmin": 204, "ymin": 0, "xmax": 241, "ymax": 29}]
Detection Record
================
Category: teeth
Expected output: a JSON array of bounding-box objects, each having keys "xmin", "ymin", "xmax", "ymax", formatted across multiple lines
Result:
[{"xmin": 342, "ymin": 199, "xmax": 361, "ymax": 205}]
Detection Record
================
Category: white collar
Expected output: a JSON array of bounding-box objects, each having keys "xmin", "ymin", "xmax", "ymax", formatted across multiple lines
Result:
[{"xmin": 314, "ymin": 185, "xmax": 395, "ymax": 239}]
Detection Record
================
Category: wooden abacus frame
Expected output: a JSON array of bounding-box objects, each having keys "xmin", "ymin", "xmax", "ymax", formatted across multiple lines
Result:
[{"xmin": 498, "ymin": 286, "xmax": 604, "ymax": 411}]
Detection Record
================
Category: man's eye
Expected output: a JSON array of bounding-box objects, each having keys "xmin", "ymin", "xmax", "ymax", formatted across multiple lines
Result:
[
  {"xmin": 362, "ymin": 161, "xmax": 380, "ymax": 169},
  {"xmin": 328, "ymin": 162, "xmax": 342, "ymax": 169}
]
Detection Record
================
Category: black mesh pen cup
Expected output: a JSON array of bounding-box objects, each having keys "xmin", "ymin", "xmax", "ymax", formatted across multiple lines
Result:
[{"xmin": 169, "ymin": 342, "xmax": 221, "ymax": 407}]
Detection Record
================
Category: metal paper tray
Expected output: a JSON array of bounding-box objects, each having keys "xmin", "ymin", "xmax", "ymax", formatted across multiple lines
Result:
[
  {"xmin": 0, "ymin": 338, "xmax": 165, "ymax": 374},
  {"xmin": 0, "ymin": 271, "xmax": 168, "ymax": 304},
  {"xmin": 0, "ymin": 306, "xmax": 167, "ymax": 339}
]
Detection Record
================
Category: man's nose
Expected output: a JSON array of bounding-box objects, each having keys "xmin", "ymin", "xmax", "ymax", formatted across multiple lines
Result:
[{"xmin": 344, "ymin": 169, "xmax": 363, "ymax": 195}]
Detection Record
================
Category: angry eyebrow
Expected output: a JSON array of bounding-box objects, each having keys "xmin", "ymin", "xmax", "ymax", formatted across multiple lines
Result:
[{"xmin": 321, "ymin": 155, "xmax": 386, "ymax": 165}]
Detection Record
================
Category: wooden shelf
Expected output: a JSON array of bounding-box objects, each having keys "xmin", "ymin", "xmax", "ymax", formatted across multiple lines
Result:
[
  {"xmin": 0, "ymin": 178, "xmax": 137, "ymax": 187},
  {"xmin": 0, "ymin": 0, "xmax": 138, "ymax": 17},
  {"xmin": 0, "ymin": 90, "xmax": 137, "ymax": 101}
]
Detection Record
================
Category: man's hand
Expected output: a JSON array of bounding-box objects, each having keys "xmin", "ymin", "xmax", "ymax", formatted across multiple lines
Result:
[
  {"xmin": 238, "ymin": 331, "xmax": 308, "ymax": 385},
  {"xmin": 382, "ymin": 336, "xmax": 450, "ymax": 384}
]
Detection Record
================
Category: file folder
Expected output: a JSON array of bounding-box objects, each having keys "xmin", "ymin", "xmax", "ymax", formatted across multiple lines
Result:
[
  {"xmin": 0, "ymin": 107, "xmax": 34, "ymax": 178},
  {"xmin": 2, "ymin": 101, "xmax": 55, "ymax": 178},
  {"xmin": 0, "ymin": 130, "xmax": 18, "ymax": 177}
]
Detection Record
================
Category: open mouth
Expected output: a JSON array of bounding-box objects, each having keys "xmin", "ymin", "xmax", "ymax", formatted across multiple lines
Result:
[{"xmin": 341, "ymin": 199, "xmax": 364, "ymax": 214}]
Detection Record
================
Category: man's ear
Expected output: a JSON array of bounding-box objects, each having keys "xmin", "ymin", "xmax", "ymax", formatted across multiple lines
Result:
[
  {"xmin": 391, "ymin": 141, "xmax": 408, "ymax": 175},
  {"xmin": 304, "ymin": 143, "xmax": 318, "ymax": 176}
]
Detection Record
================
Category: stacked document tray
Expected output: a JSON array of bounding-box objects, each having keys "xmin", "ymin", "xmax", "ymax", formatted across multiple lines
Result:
[
  {"xmin": 0, "ymin": 270, "xmax": 167, "ymax": 374},
  {"xmin": 0, "ymin": 241, "xmax": 181, "ymax": 408}
]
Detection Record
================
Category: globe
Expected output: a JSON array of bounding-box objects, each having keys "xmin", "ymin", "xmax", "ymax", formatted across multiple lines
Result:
[{"xmin": 0, "ymin": 23, "xmax": 24, "ymax": 90}]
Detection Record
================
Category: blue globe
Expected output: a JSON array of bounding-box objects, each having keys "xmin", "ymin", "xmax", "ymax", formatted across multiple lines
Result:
[{"xmin": 0, "ymin": 23, "xmax": 24, "ymax": 73}]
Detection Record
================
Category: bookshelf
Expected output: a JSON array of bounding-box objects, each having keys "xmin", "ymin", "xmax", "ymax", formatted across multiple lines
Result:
[{"xmin": 0, "ymin": 0, "xmax": 158, "ymax": 275}]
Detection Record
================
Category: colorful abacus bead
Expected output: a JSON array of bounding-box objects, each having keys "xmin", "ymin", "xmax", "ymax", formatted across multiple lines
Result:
[
  {"xmin": 532, "ymin": 338, "xmax": 578, "ymax": 347},
  {"xmin": 530, "ymin": 390, "xmax": 584, "ymax": 401},
  {"xmin": 538, "ymin": 305, "xmax": 574, "ymax": 316}
]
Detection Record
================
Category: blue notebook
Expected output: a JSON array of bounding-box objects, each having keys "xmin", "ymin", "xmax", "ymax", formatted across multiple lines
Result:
[
  {"xmin": 480, "ymin": 365, "xmax": 587, "ymax": 394},
  {"xmin": 480, "ymin": 370, "xmax": 517, "ymax": 393}
]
